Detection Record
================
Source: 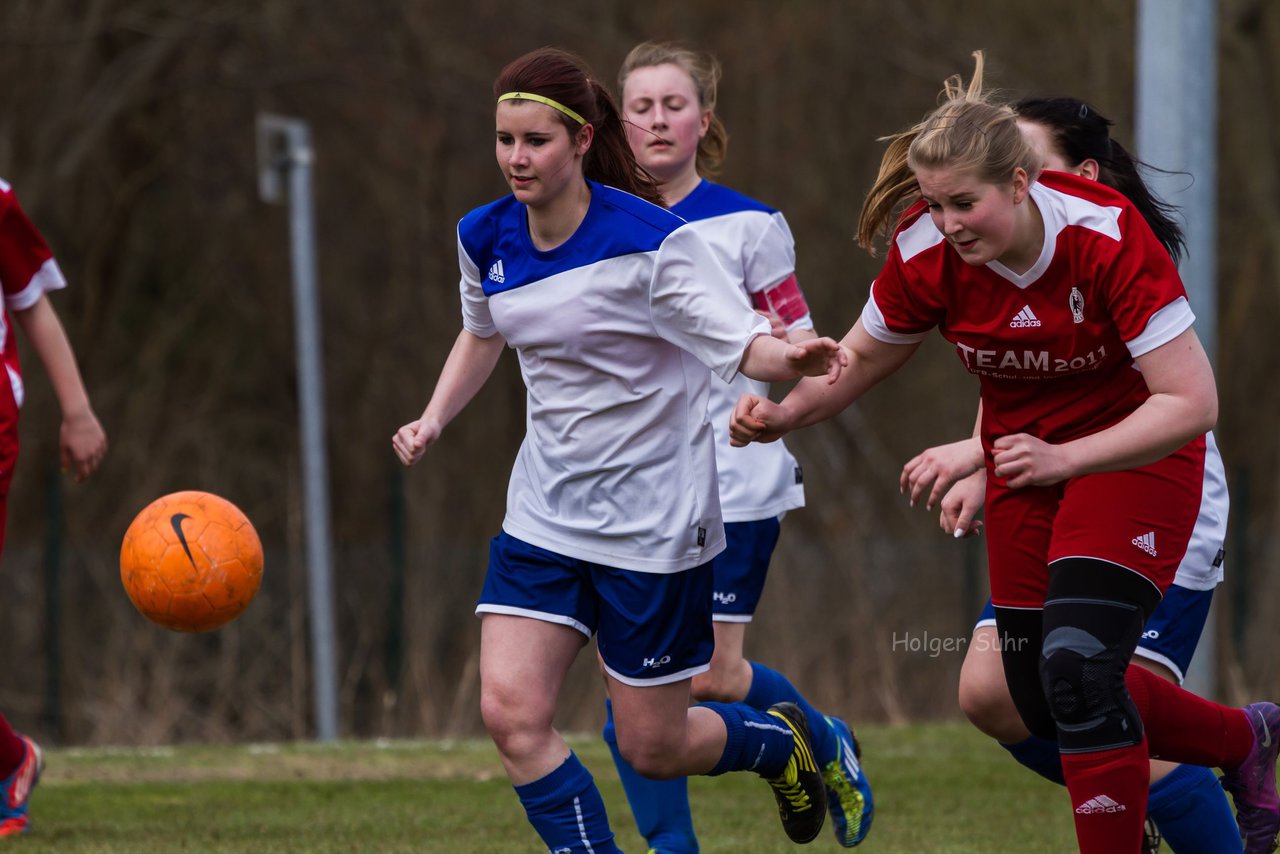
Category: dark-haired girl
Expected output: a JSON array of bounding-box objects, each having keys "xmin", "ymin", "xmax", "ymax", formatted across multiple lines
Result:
[{"xmin": 393, "ymin": 47, "xmax": 846, "ymax": 851}]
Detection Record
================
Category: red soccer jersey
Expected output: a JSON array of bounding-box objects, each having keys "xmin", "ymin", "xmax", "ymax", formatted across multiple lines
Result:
[
  {"xmin": 860, "ymin": 171, "xmax": 1194, "ymax": 448},
  {"xmin": 0, "ymin": 179, "xmax": 67, "ymax": 410}
]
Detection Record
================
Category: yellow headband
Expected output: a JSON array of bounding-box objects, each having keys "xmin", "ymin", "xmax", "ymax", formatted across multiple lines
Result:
[{"xmin": 497, "ymin": 91, "xmax": 586, "ymax": 126}]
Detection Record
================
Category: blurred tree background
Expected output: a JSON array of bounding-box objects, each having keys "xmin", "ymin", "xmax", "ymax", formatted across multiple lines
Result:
[{"xmin": 0, "ymin": 0, "xmax": 1277, "ymax": 745}]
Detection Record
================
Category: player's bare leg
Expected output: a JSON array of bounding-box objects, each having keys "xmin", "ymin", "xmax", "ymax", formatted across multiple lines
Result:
[{"xmin": 481, "ymin": 614, "xmax": 620, "ymax": 852}]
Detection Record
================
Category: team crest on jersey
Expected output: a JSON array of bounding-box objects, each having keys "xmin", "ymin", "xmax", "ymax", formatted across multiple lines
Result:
[
  {"xmin": 1069, "ymin": 287, "xmax": 1085, "ymax": 324},
  {"xmin": 487, "ymin": 259, "xmax": 505, "ymax": 284}
]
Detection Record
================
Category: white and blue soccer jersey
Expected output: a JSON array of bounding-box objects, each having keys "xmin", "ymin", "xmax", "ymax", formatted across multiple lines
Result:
[
  {"xmin": 457, "ymin": 181, "xmax": 771, "ymax": 573},
  {"xmin": 670, "ymin": 180, "xmax": 809, "ymax": 522}
]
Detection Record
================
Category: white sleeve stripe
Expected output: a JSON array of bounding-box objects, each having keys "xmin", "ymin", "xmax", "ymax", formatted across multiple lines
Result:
[
  {"xmin": 894, "ymin": 215, "xmax": 946, "ymax": 262},
  {"xmin": 457, "ymin": 231, "xmax": 497, "ymax": 338},
  {"xmin": 1036, "ymin": 182, "xmax": 1123, "ymax": 242},
  {"xmin": 6, "ymin": 259, "xmax": 67, "ymax": 311},
  {"xmin": 860, "ymin": 284, "xmax": 930, "ymax": 345},
  {"xmin": 1125, "ymin": 297, "xmax": 1195, "ymax": 358}
]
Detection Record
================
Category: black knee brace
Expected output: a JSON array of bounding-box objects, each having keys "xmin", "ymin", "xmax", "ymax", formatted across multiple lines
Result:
[
  {"xmin": 995, "ymin": 607, "xmax": 1057, "ymax": 741},
  {"xmin": 1039, "ymin": 557, "xmax": 1160, "ymax": 753}
]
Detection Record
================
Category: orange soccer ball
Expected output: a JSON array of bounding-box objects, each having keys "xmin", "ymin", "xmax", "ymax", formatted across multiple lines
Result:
[{"xmin": 120, "ymin": 491, "xmax": 264, "ymax": 632}]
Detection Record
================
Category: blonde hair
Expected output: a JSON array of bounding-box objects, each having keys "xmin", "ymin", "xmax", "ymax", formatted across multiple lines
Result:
[
  {"xmin": 618, "ymin": 41, "xmax": 729, "ymax": 177},
  {"xmin": 856, "ymin": 51, "xmax": 1039, "ymax": 253}
]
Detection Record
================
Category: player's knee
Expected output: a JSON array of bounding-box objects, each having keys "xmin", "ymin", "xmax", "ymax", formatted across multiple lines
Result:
[
  {"xmin": 479, "ymin": 685, "xmax": 551, "ymax": 757},
  {"xmin": 958, "ymin": 672, "xmax": 1025, "ymax": 742},
  {"xmin": 478, "ymin": 691, "xmax": 518, "ymax": 747},
  {"xmin": 617, "ymin": 731, "xmax": 684, "ymax": 779},
  {"xmin": 956, "ymin": 664, "xmax": 998, "ymax": 725},
  {"xmin": 1039, "ymin": 627, "xmax": 1141, "ymax": 749}
]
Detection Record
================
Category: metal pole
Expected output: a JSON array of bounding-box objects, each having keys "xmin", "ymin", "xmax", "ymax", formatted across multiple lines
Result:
[
  {"xmin": 256, "ymin": 113, "xmax": 340, "ymax": 740},
  {"xmin": 1135, "ymin": 0, "xmax": 1218, "ymax": 697}
]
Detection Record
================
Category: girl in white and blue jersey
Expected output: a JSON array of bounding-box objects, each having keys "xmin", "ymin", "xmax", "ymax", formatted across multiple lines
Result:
[
  {"xmin": 393, "ymin": 47, "xmax": 846, "ymax": 852},
  {"xmin": 595, "ymin": 42, "xmax": 872, "ymax": 852}
]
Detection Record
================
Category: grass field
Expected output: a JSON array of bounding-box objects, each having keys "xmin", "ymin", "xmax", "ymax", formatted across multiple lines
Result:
[{"xmin": 21, "ymin": 721, "xmax": 1082, "ymax": 852}]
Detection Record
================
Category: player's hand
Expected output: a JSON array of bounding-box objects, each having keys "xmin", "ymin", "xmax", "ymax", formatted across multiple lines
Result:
[
  {"xmin": 786, "ymin": 337, "xmax": 847, "ymax": 384},
  {"xmin": 392, "ymin": 418, "xmax": 442, "ymax": 466},
  {"xmin": 756, "ymin": 309, "xmax": 788, "ymax": 340},
  {"xmin": 61, "ymin": 409, "xmax": 107, "ymax": 481},
  {"xmin": 991, "ymin": 433, "xmax": 1071, "ymax": 488},
  {"xmin": 729, "ymin": 394, "xmax": 790, "ymax": 446},
  {"xmin": 900, "ymin": 437, "xmax": 984, "ymax": 510},
  {"xmin": 939, "ymin": 469, "xmax": 986, "ymax": 538}
]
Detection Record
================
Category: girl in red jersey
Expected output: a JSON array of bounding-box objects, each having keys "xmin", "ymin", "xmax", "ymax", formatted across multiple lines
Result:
[
  {"xmin": 0, "ymin": 180, "xmax": 107, "ymax": 835},
  {"xmin": 901, "ymin": 97, "xmax": 1241, "ymax": 853},
  {"xmin": 729, "ymin": 53, "xmax": 1278, "ymax": 854}
]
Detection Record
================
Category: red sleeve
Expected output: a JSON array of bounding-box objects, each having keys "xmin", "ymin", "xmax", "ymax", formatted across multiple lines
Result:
[
  {"xmin": 1097, "ymin": 205, "xmax": 1188, "ymax": 343},
  {"xmin": 865, "ymin": 208, "xmax": 949, "ymax": 338},
  {"xmin": 0, "ymin": 187, "xmax": 61, "ymax": 309}
]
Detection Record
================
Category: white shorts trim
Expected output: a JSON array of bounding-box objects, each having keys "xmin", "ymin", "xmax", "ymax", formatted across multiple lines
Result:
[
  {"xmin": 602, "ymin": 661, "xmax": 710, "ymax": 688},
  {"xmin": 474, "ymin": 604, "xmax": 591, "ymax": 638},
  {"xmin": 1132, "ymin": 648, "xmax": 1185, "ymax": 685}
]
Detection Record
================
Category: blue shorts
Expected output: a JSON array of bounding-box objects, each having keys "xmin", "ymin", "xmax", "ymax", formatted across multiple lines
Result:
[
  {"xmin": 710, "ymin": 517, "xmax": 782, "ymax": 622},
  {"xmin": 974, "ymin": 583, "xmax": 1214, "ymax": 684},
  {"xmin": 476, "ymin": 531, "xmax": 715, "ymax": 687}
]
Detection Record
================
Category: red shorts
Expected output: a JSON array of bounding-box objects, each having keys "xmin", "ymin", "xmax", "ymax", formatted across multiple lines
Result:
[{"xmin": 985, "ymin": 436, "xmax": 1206, "ymax": 609}]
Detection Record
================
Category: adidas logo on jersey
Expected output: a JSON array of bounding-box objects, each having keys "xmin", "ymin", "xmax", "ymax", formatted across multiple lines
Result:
[
  {"xmin": 1132, "ymin": 531, "xmax": 1157, "ymax": 557},
  {"xmin": 487, "ymin": 259, "xmax": 505, "ymax": 284},
  {"xmin": 1075, "ymin": 794, "xmax": 1127, "ymax": 814},
  {"xmin": 1009, "ymin": 305, "xmax": 1042, "ymax": 328}
]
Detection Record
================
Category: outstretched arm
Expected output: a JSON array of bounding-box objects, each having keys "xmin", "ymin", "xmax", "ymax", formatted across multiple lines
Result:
[
  {"xmin": 13, "ymin": 294, "xmax": 106, "ymax": 481},
  {"xmin": 392, "ymin": 329, "xmax": 505, "ymax": 466},
  {"xmin": 730, "ymin": 319, "xmax": 918, "ymax": 445},
  {"xmin": 736, "ymin": 333, "xmax": 847, "ymax": 384}
]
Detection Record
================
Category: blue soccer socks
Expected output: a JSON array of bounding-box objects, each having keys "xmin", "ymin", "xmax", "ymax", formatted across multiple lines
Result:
[
  {"xmin": 702, "ymin": 701, "xmax": 796, "ymax": 777},
  {"xmin": 514, "ymin": 752, "xmax": 619, "ymax": 853},
  {"xmin": 1150, "ymin": 762, "xmax": 1243, "ymax": 852},
  {"xmin": 744, "ymin": 662, "xmax": 836, "ymax": 766},
  {"xmin": 1002, "ymin": 735, "xmax": 1067, "ymax": 785}
]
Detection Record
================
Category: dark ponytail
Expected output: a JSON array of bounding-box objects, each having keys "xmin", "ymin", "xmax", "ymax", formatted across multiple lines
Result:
[
  {"xmin": 1015, "ymin": 97, "xmax": 1187, "ymax": 263},
  {"xmin": 1099, "ymin": 137, "xmax": 1187, "ymax": 264},
  {"xmin": 494, "ymin": 47, "xmax": 662, "ymax": 206}
]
